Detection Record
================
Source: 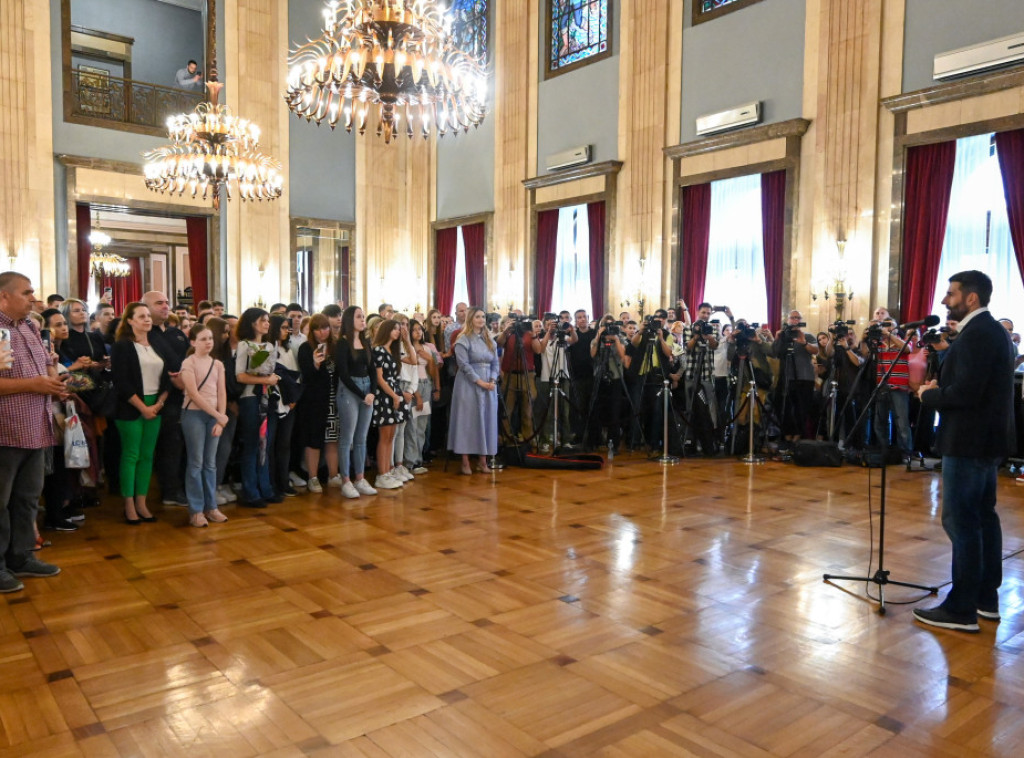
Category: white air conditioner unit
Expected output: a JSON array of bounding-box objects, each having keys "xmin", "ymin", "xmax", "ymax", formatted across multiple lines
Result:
[
  {"xmin": 545, "ymin": 145, "xmax": 591, "ymax": 171},
  {"xmin": 695, "ymin": 102, "xmax": 762, "ymax": 137},
  {"xmin": 934, "ymin": 32, "xmax": 1024, "ymax": 80}
]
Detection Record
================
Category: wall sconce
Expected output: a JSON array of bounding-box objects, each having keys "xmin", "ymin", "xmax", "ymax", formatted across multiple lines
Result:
[
  {"xmin": 620, "ymin": 255, "xmax": 648, "ymax": 319},
  {"xmin": 254, "ymin": 264, "xmax": 267, "ymax": 309},
  {"xmin": 811, "ymin": 239, "xmax": 854, "ymax": 321}
]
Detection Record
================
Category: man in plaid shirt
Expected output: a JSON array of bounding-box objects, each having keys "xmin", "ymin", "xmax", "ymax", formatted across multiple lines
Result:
[
  {"xmin": 682, "ymin": 303, "xmax": 724, "ymax": 449},
  {"xmin": 0, "ymin": 272, "xmax": 68, "ymax": 592}
]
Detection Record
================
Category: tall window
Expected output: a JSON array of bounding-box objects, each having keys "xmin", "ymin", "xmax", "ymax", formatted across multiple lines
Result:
[
  {"xmin": 929, "ymin": 133, "xmax": 1024, "ymax": 332},
  {"xmin": 453, "ymin": 226, "xmax": 471, "ymax": 309},
  {"xmin": 692, "ymin": 0, "xmax": 766, "ymax": 26},
  {"xmin": 551, "ymin": 204, "xmax": 593, "ymax": 316},
  {"xmin": 703, "ymin": 174, "xmax": 768, "ymax": 323},
  {"xmin": 449, "ymin": 0, "xmax": 489, "ymax": 64},
  {"xmin": 547, "ymin": 0, "xmax": 612, "ymax": 77}
]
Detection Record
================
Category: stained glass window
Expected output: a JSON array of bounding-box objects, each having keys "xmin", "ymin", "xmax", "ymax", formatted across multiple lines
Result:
[
  {"xmin": 693, "ymin": 0, "xmax": 765, "ymax": 25},
  {"xmin": 548, "ymin": 0, "xmax": 611, "ymax": 77},
  {"xmin": 449, "ymin": 0, "xmax": 489, "ymax": 65}
]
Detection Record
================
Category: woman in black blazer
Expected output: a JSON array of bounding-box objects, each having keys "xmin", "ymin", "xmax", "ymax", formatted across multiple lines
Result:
[{"xmin": 110, "ymin": 302, "xmax": 171, "ymax": 523}]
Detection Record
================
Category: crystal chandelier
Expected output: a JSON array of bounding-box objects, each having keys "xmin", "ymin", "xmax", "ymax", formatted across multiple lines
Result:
[
  {"xmin": 143, "ymin": 0, "xmax": 283, "ymax": 208},
  {"xmin": 89, "ymin": 219, "xmax": 131, "ymax": 278},
  {"xmin": 286, "ymin": 0, "xmax": 488, "ymax": 143}
]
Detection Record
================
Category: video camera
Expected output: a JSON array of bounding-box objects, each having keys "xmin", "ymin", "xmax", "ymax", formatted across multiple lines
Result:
[
  {"xmin": 603, "ymin": 321, "xmax": 624, "ymax": 337},
  {"xmin": 828, "ymin": 319, "xmax": 856, "ymax": 338},
  {"xmin": 507, "ymin": 313, "xmax": 535, "ymax": 336},
  {"xmin": 917, "ymin": 326, "xmax": 950, "ymax": 348},
  {"xmin": 734, "ymin": 322, "xmax": 760, "ymax": 341},
  {"xmin": 692, "ymin": 319, "xmax": 716, "ymax": 337},
  {"xmin": 642, "ymin": 315, "xmax": 666, "ymax": 336},
  {"xmin": 864, "ymin": 319, "xmax": 895, "ymax": 342}
]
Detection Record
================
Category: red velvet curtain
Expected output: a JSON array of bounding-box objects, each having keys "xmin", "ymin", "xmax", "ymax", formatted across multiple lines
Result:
[
  {"xmin": 587, "ymin": 201, "xmax": 606, "ymax": 317},
  {"xmin": 462, "ymin": 222, "xmax": 486, "ymax": 307},
  {"xmin": 102, "ymin": 258, "xmax": 142, "ymax": 315},
  {"xmin": 434, "ymin": 226, "xmax": 458, "ymax": 315},
  {"xmin": 185, "ymin": 216, "xmax": 209, "ymax": 307},
  {"xmin": 535, "ymin": 209, "xmax": 560, "ymax": 315},
  {"xmin": 680, "ymin": 183, "xmax": 712, "ymax": 310},
  {"xmin": 761, "ymin": 171, "xmax": 786, "ymax": 330},
  {"xmin": 900, "ymin": 141, "xmax": 957, "ymax": 323},
  {"xmin": 995, "ymin": 128, "xmax": 1024, "ymax": 284},
  {"xmin": 76, "ymin": 204, "xmax": 92, "ymax": 300}
]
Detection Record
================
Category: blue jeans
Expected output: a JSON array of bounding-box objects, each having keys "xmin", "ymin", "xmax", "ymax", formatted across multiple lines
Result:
[
  {"xmin": 181, "ymin": 409, "xmax": 220, "ymax": 514},
  {"xmin": 939, "ymin": 456, "xmax": 1002, "ymax": 615},
  {"xmin": 874, "ymin": 387, "xmax": 912, "ymax": 454},
  {"xmin": 238, "ymin": 396, "xmax": 274, "ymax": 502},
  {"xmin": 337, "ymin": 376, "xmax": 372, "ymax": 479}
]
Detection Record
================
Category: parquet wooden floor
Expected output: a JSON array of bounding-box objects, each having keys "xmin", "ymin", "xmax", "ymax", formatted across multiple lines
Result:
[{"xmin": 2, "ymin": 454, "xmax": 1023, "ymax": 757}]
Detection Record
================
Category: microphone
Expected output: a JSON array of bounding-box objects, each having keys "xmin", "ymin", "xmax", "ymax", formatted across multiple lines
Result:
[{"xmin": 899, "ymin": 315, "xmax": 940, "ymax": 330}]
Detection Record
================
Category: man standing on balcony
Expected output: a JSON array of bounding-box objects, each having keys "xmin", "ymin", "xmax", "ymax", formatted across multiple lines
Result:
[{"xmin": 175, "ymin": 60, "xmax": 203, "ymax": 91}]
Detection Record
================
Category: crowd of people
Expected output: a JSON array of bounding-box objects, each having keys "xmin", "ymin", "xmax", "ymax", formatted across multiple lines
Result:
[{"xmin": 3, "ymin": 268, "xmax": 1024, "ymax": 594}]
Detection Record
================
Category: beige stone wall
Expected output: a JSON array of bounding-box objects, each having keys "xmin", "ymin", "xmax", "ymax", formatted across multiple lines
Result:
[
  {"xmin": 0, "ymin": 0, "xmax": 56, "ymax": 293},
  {"xmin": 224, "ymin": 0, "xmax": 290, "ymax": 314}
]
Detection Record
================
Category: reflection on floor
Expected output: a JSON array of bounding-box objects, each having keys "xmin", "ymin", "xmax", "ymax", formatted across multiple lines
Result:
[{"xmin": 3, "ymin": 454, "xmax": 1023, "ymax": 756}]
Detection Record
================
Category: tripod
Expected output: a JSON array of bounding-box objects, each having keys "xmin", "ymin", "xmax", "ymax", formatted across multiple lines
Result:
[
  {"xmin": 544, "ymin": 336, "xmax": 576, "ymax": 454},
  {"xmin": 582, "ymin": 335, "xmax": 644, "ymax": 456},
  {"xmin": 682, "ymin": 336, "xmax": 718, "ymax": 455},
  {"xmin": 634, "ymin": 329, "xmax": 684, "ymax": 458},
  {"xmin": 729, "ymin": 347, "xmax": 770, "ymax": 461},
  {"xmin": 822, "ymin": 334, "xmax": 938, "ymax": 613}
]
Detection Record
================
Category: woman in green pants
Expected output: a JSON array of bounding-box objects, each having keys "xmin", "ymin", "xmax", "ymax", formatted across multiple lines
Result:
[{"xmin": 110, "ymin": 303, "xmax": 172, "ymax": 524}]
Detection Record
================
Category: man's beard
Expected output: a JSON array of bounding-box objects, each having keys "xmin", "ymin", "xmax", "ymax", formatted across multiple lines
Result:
[{"xmin": 946, "ymin": 302, "xmax": 968, "ymax": 321}]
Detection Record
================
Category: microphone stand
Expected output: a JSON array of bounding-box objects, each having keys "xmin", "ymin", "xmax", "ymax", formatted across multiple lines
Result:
[{"xmin": 822, "ymin": 332, "xmax": 938, "ymax": 613}]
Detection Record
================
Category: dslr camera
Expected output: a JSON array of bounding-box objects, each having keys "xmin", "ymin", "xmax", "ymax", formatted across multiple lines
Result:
[
  {"xmin": 917, "ymin": 326, "xmax": 951, "ymax": 348},
  {"xmin": 734, "ymin": 322, "xmax": 760, "ymax": 341},
  {"xmin": 507, "ymin": 313, "xmax": 535, "ymax": 336},
  {"xmin": 603, "ymin": 321, "xmax": 623, "ymax": 337},
  {"xmin": 643, "ymin": 315, "xmax": 666, "ymax": 336},
  {"xmin": 692, "ymin": 319, "xmax": 715, "ymax": 337}
]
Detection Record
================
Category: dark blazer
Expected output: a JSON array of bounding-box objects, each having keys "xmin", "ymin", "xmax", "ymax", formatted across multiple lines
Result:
[
  {"xmin": 110, "ymin": 338, "xmax": 173, "ymax": 421},
  {"xmin": 921, "ymin": 310, "xmax": 1015, "ymax": 458}
]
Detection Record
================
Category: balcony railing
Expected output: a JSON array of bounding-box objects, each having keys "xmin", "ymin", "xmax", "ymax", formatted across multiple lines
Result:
[{"xmin": 66, "ymin": 68, "xmax": 203, "ymax": 137}]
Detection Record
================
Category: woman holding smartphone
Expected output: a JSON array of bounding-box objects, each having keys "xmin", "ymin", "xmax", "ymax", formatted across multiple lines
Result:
[
  {"xmin": 371, "ymin": 319, "xmax": 409, "ymax": 490},
  {"xmin": 334, "ymin": 306, "xmax": 377, "ymax": 499},
  {"xmin": 110, "ymin": 302, "xmax": 171, "ymax": 523},
  {"xmin": 180, "ymin": 323, "xmax": 228, "ymax": 527},
  {"xmin": 296, "ymin": 314, "xmax": 338, "ymax": 493}
]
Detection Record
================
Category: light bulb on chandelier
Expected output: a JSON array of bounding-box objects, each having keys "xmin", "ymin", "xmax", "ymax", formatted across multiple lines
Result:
[{"xmin": 285, "ymin": 0, "xmax": 488, "ymax": 144}]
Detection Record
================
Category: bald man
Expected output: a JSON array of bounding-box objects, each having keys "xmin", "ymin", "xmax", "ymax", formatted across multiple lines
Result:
[{"xmin": 142, "ymin": 291, "xmax": 190, "ymax": 506}]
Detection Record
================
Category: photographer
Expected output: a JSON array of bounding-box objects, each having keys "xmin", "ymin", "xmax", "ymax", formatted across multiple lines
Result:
[
  {"xmin": 630, "ymin": 309, "xmax": 675, "ymax": 450},
  {"xmin": 496, "ymin": 314, "xmax": 544, "ymax": 443},
  {"xmin": 536, "ymin": 314, "xmax": 578, "ymax": 450},
  {"xmin": 726, "ymin": 319, "xmax": 773, "ymax": 438},
  {"xmin": 772, "ymin": 310, "xmax": 818, "ymax": 442},
  {"xmin": 587, "ymin": 315, "xmax": 630, "ymax": 457},
  {"xmin": 823, "ymin": 323, "xmax": 867, "ymax": 446},
  {"xmin": 681, "ymin": 303, "xmax": 723, "ymax": 453},
  {"xmin": 567, "ymin": 309, "xmax": 595, "ymax": 441},
  {"xmin": 860, "ymin": 313, "xmax": 913, "ymax": 456}
]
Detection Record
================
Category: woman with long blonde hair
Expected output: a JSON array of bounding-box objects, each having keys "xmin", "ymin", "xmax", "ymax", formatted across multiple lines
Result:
[{"xmin": 448, "ymin": 307, "xmax": 499, "ymax": 475}]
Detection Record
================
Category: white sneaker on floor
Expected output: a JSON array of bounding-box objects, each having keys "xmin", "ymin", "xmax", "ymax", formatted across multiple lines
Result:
[
  {"xmin": 218, "ymin": 485, "xmax": 237, "ymax": 503},
  {"xmin": 375, "ymin": 473, "xmax": 403, "ymax": 490},
  {"xmin": 393, "ymin": 465, "xmax": 413, "ymax": 481},
  {"xmin": 307, "ymin": 477, "xmax": 323, "ymax": 494},
  {"xmin": 327, "ymin": 475, "xmax": 344, "ymax": 488},
  {"xmin": 353, "ymin": 479, "xmax": 377, "ymax": 496},
  {"xmin": 216, "ymin": 492, "xmax": 228, "ymax": 506},
  {"xmin": 341, "ymin": 482, "xmax": 360, "ymax": 499},
  {"xmin": 412, "ymin": 466, "xmax": 428, "ymax": 475},
  {"xmin": 289, "ymin": 472, "xmax": 306, "ymax": 488}
]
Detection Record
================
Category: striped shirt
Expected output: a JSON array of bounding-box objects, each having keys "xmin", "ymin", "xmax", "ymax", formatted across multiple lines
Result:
[
  {"xmin": 875, "ymin": 346, "xmax": 910, "ymax": 390},
  {"xmin": 0, "ymin": 310, "xmax": 56, "ymax": 449}
]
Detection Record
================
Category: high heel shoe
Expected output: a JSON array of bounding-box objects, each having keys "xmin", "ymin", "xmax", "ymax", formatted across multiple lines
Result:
[{"xmin": 124, "ymin": 509, "xmax": 141, "ymax": 525}]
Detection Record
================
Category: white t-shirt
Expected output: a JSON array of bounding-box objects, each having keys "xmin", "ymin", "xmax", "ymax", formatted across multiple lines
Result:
[{"xmin": 134, "ymin": 342, "xmax": 164, "ymax": 396}]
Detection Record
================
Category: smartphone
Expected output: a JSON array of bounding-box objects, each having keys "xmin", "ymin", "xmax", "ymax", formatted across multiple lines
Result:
[
  {"xmin": 40, "ymin": 328, "xmax": 52, "ymax": 353},
  {"xmin": 0, "ymin": 327, "xmax": 10, "ymax": 344},
  {"xmin": 316, "ymin": 342, "xmax": 327, "ymax": 356}
]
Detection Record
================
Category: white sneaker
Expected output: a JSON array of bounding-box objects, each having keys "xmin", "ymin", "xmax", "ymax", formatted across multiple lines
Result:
[
  {"xmin": 217, "ymin": 485, "xmax": 238, "ymax": 503},
  {"xmin": 307, "ymin": 477, "xmax": 323, "ymax": 494},
  {"xmin": 341, "ymin": 481, "xmax": 360, "ymax": 499},
  {"xmin": 412, "ymin": 466, "xmax": 428, "ymax": 475},
  {"xmin": 393, "ymin": 465, "xmax": 413, "ymax": 481},
  {"xmin": 375, "ymin": 473, "xmax": 402, "ymax": 490},
  {"xmin": 216, "ymin": 492, "xmax": 228, "ymax": 506},
  {"xmin": 353, "ymin": 478, "xmax": 377, "ymax": 496},
  {"xmin": 289, "ymin": 472, "xmax": 306, "ymax": 488},
  {"xmin": 327, "ymin": 475, "xmax": 343, "ymax": 488}
]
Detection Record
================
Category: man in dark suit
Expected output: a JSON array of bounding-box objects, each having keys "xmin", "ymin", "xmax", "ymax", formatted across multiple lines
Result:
[{"xmin": 914, "ymin": 270, "xmax": 1015, "ymax": 633}]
